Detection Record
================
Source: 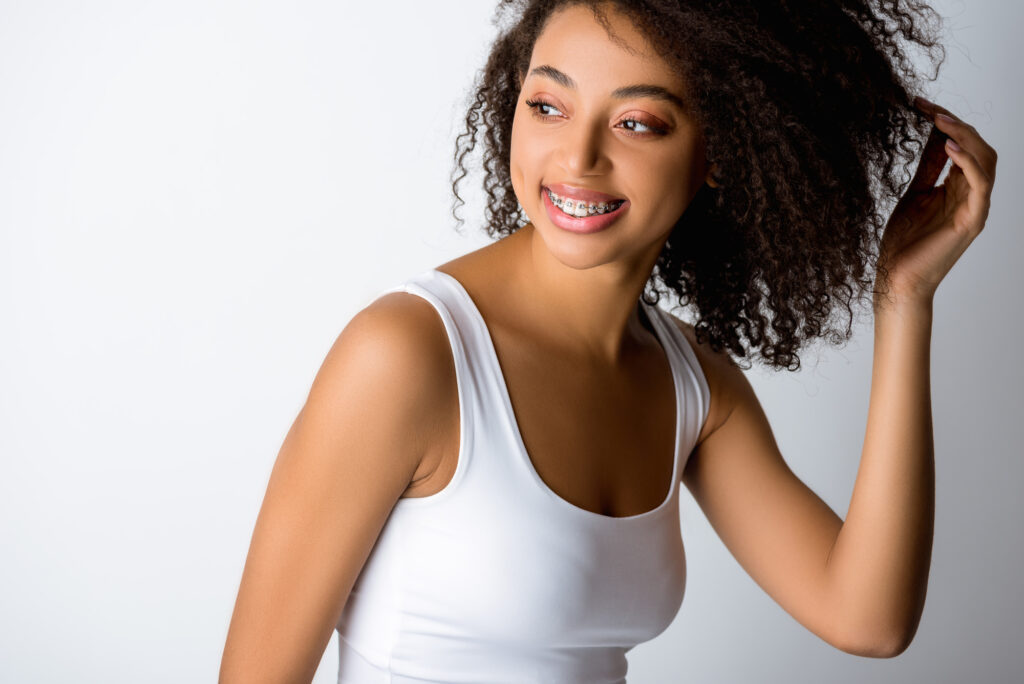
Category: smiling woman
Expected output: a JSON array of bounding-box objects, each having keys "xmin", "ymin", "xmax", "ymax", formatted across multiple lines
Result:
[{"xmin": 220, "ymin": 1, "xmax": 998, "ymax": 682}]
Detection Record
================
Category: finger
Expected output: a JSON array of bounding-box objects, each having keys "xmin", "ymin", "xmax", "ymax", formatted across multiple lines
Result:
[
  {"xmin": 944, "ymin": 138, "xmax": 993, "ymax": 223},
  {"xmin": 914, "ymin": 97, "xmax": 998, "ymax": 177},
  {"xmin": 932, "ymin": 115, "xmax": 998, "ymax": 179},
  {"xmin": 913, "ymin": 96, "xmax": 963, "ymax": 123},
  {"xmin": 907, "ymin": 123, "xmax": 952, "ymax": 194}
]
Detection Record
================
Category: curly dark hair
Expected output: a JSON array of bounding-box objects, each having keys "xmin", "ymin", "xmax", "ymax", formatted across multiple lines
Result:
[{"xmin": 449, "ymin": 0, "xmax": 947, "ymax": 371}]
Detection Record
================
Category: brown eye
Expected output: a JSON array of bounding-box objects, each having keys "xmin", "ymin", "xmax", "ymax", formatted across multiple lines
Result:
[
  {"xmin": 618, "ymin": 117, "xmax": 668, "ymax": 137},
  {"xmin": 525, "ymin": 99, "xmax": 562, "ymax": 118}
]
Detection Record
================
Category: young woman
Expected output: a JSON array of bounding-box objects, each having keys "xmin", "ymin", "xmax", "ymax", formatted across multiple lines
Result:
[{"xmin": 221, "ymin": 1, "xmax": 998, "ymax": 682}]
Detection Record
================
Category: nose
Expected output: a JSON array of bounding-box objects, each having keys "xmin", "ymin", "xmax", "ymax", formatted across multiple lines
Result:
[{"xmin": 557, "ymin": 116, "xmax": 609, "ymax": 177}]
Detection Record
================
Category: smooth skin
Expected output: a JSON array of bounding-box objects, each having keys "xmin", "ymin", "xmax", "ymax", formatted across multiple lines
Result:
[{"xmin": 220, "ymin": 5, "xmax": 997, "ymax": 682}]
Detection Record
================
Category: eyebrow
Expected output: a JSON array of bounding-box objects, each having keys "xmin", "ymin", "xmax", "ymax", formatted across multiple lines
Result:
[{"xmin": 527, "ymin": 64, "xmax": 687, "ymax": 112}]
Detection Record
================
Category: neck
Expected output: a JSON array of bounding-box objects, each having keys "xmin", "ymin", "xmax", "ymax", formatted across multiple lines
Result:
[{"xmin": 503, "ymin": 222, "xmax": 665, "ymax": 365}]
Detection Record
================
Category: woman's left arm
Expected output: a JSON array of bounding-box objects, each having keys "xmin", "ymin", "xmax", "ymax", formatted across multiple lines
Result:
[{"xmin": 825, "ymin": 97, "xmax": 998, "ymax": 652}]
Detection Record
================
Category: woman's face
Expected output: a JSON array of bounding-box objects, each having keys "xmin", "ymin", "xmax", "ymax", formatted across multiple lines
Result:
[{"xmin": 510, "ymin": 4, "xmax": 713, "ymax": 271}]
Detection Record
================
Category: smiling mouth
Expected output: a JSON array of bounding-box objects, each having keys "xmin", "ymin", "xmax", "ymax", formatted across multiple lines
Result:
[{"xmin": 544, "ymin": 188, "xmax": 626, "ymax": 217}]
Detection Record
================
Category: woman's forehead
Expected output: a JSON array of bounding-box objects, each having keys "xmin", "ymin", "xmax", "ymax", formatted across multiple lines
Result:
[
  {"xmin": 529, "ymin": 4, "xmax": 683, "ymax": 93},
  {"xmin": 527, "ymin": 5, "xmax": 686, "ymax": 102}
]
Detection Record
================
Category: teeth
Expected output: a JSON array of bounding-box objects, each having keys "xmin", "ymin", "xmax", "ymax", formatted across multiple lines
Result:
[{"xmin": 547, "ymin": 189, "xmax": 624, "ymax": 217}]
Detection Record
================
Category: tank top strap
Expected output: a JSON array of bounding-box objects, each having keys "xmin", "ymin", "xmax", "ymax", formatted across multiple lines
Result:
[
  {"xmin": 371, "ymin": 268, "xmax": 523, "ymax": 487},
  {"xmin": 376, "ymin": 268, "xmax": 512, "ymax": 398},
  {"xmin": 640, "ymin": 301, "xmax": 712, "ymax": 465}
]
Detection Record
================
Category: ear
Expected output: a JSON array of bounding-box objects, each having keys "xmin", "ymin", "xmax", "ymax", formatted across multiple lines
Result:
[{"xmin": 705, "ymin": 163, "xmax": 722, "ymax": 188}]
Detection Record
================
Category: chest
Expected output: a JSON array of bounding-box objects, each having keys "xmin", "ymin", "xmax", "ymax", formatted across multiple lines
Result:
[
  {"xmin": 502, "ymin": 329, "xmax": 680, "ymax": 517},
  {"xmin": 405, "ymin": 315, "xmax": 680, "ymax": 519}
]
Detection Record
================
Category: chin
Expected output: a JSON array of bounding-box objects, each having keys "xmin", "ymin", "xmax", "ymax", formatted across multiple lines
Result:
[{"xmin": 529, "ymin": 216, "xmax": 636, "ymax": 272}]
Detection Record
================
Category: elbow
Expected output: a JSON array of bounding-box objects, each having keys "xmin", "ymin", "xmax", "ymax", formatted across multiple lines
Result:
[
  {"xmin": 864, "ymin": 634, "xmax": 913, "ymax": 659},
  {"xmin": 837, "ymin": 623, "xmax": 916, "ymax": 659},
  {"xmin": 881, "ymin": 626, "xmax": 917, "ymax": 658},
  {"xmin": 831, "ymin": 593, "xmax": 923, "ymax": 658}
]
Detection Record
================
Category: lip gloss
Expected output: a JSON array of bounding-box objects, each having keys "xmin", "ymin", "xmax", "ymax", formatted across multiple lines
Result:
[{"xmin": 542, "ymin": 188, "xmax": 630, "ymax": 234}]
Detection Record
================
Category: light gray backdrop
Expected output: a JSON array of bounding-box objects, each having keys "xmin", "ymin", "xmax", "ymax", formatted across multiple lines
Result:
[{"xmin": 1, "ymin": 1, "xmax": 1019, "ymax": 682}]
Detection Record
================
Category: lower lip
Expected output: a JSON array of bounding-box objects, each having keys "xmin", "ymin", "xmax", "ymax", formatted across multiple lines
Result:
[{"xmin": 542, "ymin": 188, "xmax": 629, "ymax": 234}]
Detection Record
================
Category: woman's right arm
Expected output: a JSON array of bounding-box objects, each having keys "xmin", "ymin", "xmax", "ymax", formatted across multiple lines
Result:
[{"xmin": 219, "ymin": 292, "xmax": 456, "ymax": 684}]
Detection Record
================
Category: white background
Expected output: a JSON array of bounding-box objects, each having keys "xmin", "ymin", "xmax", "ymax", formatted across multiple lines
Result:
[{"xmin": 1, "ymin": 1, "xmax": 1020, "ymax": 682}]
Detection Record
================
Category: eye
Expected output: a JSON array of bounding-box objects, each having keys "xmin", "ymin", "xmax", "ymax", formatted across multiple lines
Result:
[
  {"xmin": 618, "ymin": 117, "xmax": 667, "ymax": 136},
  {"xmin": 524, "ymin": 98, "xmax": 564, "ymax": 118},
  {"xmin": 523, "ymin": 98, "xmax": 668, "ymax": 138}
]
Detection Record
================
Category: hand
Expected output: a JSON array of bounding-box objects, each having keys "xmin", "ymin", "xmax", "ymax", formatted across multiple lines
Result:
[{"xmin": 874, "ymin": 97, "xmax": 998, "ymax": 308}]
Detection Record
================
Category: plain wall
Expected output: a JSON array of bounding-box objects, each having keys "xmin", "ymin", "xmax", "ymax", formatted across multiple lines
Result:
[{"xmin": 1, "ymin": 1, "xmax": 1020, "ymax": 681}]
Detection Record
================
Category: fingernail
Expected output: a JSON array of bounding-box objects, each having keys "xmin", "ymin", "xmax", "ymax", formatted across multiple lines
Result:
[
  {"xmin": 937, "ymin": 113, "xmax": 955, "ymax": 123},
  {"xmin": 946, "ymin": 138, "xmax": 961, "ymax": 152}
]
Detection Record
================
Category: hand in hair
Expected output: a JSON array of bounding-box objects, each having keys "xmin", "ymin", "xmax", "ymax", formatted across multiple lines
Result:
[{"xmin": 873, "ymin": 97, "xmax": 998, "ymax": 308}]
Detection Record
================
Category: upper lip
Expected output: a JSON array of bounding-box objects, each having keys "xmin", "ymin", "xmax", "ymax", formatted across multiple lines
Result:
[{"xmin": 545, "ymin": 183, "xmax": 625, "ymax": 204}]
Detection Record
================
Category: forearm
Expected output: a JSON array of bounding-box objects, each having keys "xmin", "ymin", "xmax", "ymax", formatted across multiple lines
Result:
[{"xmin": 825, "ymin": 294, "xmax": 935, "ymax": 654}]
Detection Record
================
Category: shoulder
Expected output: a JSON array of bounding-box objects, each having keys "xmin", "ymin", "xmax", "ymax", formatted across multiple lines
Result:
[
  {"xmin": 341, "ymin": 291, "xmax": 456, "ymax": 374},
  {"xmin": 662, "ymin": 312, "xmax": 749, "ymax": 447},
  {"xmin": 309, "ymin": 290, "xmax": 458, "ymax": 464}
]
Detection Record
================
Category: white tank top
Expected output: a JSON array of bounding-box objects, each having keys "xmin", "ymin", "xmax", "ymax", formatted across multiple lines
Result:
[{"xmin": 335, "ymin": 268, "xmax": 711, "ymax": 684}]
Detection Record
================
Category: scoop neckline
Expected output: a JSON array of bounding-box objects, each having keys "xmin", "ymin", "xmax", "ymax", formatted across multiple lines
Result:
[{"xmin": 429, "ymin": 268, "xmax": 682, "ymax": 523}]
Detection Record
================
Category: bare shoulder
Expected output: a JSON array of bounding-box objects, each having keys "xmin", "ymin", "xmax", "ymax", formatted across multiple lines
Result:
[
  {"xmin": 340, "ymin": 290, "xmax": 456, "ymax": 380},
  {"xmin": 664, "ymin": 313, "xmax": 747, "ymax": 447},
  {"xmin": 317, "ymin": 291, "xmax": 457, "ymax": 464}
]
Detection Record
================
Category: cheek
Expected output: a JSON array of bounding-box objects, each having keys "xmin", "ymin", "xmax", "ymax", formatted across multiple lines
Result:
[
  {"xmin": 510, "ymin": 117, "xmax": 540, "ymax": 171},
  {"xmin": 509, "ymin": 117, "xmax": 545, "ymax": 201},
  {"xmin": 630, "ymin": 156, "xmax": 694, "ymax": 205},
  {"xmin": 622, "ymin": 157, "xmax": 703, "ymax": 235}
]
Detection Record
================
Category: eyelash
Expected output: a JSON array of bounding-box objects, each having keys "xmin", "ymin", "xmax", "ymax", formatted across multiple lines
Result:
[{"xmin": 524, "ymin": 98, "xmax": 668, "ymax": 137}]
